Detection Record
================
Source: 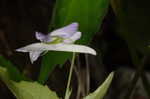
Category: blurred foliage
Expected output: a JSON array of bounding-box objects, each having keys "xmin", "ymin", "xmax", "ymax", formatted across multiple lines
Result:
[
  {"xmin": 0, "ymin": 55, "xmax": 25, "ymax": 81},
  {"xmin": 110, "ymin": 0, "xmax": 150, "ymax": 98},
  {"xmin": 111, "ymin": 0, "xmax": 150, "ymax": 65},
  {"xmin": 0, "ymin": 67, "xmax": 59, "ymax": 99},
  {"xmin": 84, "ymin": 72, "xmax": 114, "ymax": 99}
]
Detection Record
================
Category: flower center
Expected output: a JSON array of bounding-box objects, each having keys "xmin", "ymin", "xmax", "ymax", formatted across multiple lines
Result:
[{"xmin": 46, "ymin": 36, "xmax": 64, "ymax": 44}]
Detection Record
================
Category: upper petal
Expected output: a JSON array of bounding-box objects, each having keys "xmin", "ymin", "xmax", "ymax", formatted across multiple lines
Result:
[
  {"xmin": 49, "ymin": 22, "xmax": 79, "ymax": 38},
  {"xmin": 63, "ymin": 32, "xmax": 81, "ymax": 44},
  {"xmin": 35, "ymin": 32, "xmax": 52, "ymax": 42},
  {"xmin": 71, "ymin": 32, "xmax": 81, "ymax": 41}
]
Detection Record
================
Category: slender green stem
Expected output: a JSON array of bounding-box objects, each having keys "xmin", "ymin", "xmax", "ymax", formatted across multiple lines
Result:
[{"xmin": 65, "ymin": 52, "xmax": 76, "ymax": 99}]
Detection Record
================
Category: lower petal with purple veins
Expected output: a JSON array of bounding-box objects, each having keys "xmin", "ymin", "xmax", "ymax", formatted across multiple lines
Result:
[{"xmin": 29, "ymin": 51, "xmax": 43, "ymax": 63}]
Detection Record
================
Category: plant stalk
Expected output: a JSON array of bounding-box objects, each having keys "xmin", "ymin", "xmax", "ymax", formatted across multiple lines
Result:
[{"xmin": 65, "ymin": 52, "xmax": 76, "ymax": 99}]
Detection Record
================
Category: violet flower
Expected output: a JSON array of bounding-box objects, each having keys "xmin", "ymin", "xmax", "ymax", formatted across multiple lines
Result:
[{"xmin": 16, "ymin": 23, "xmax": 96, "ymax": 63}]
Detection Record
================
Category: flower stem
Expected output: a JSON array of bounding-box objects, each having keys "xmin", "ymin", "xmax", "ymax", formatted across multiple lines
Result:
[{"xmin": 65, "ymin": 52, "xmax": 76, "ymax": 99}]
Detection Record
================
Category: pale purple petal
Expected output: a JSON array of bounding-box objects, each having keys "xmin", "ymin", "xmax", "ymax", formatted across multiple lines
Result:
[
  {"xmin": 63, "ymin": 32, "xmax": 81, "ymax": 43},
  {"xmin": 35, "ymin": 32, "xmax": 46, "ymax": 41},
  {"xmin": 29, "ymin": 51, "xmax": 43, "ymax": 63},
  {"xmin": 70, "ymin": 32, "xmax": 81, "ymax": 41},
  {"xmin": 16, "ymin": 43, "xmax": 96, "ymax": 55},
  {"xmin": 35, "ymin": 32, "xmax": 52, "ymax": 42},
  {"xmin": 50, "ymin": 22, "xmax": 79, "ymax": 38}
]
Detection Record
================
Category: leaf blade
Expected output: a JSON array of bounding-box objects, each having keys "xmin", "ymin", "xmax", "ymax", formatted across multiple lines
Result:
[
  {"xmin": 84, "ymin": 72, "xmax": 114, "ymax": 99},
  {"xmin": 0, "ymin": 67, "xmax": 59, "ymax": 99}
]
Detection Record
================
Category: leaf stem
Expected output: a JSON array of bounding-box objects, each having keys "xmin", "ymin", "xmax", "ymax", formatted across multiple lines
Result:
[{"xmin": 65, "ymin": 52, "xmax": 76, "ymax": 99}]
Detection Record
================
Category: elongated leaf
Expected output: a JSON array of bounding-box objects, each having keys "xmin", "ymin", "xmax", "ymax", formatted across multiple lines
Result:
[
  {"xmin": 0, "ymin": 67, "xmax": 59, "ymax": 99},
  {"xmin": 38, "ymin": 0, "xmax": 109, "ymax": 84},
  {"xmin": 84, "ymin": 72, "xmax": 114, "ymax": 99}
]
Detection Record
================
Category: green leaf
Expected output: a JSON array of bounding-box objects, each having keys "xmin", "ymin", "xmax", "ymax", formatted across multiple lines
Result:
[
  {"xmin": 0, "ymin": 67, "xmax": 59, "ymax": 99},
  {"xmin": 84, "ymin": 72, "xmax": 114, "ymax": 99},
  {"xmin": 0, "ymin": 55, "xmax": 25, "ymax": 81},
  {"xmin": 38, "ymin": 51, "xmax": 72, "ymax": 84},
  {"xmin": 38, "ymin": 0, "xmax": 110, "ymax": 84},
  {"xmin": 12, "ymin": 82, "xmax": 59, "ymax": 99}
]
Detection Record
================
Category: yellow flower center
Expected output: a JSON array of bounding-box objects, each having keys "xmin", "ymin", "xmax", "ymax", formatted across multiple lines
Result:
[{"xmin": 46, "ymin": 36, "xmax": 64, "ymax": 44}]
